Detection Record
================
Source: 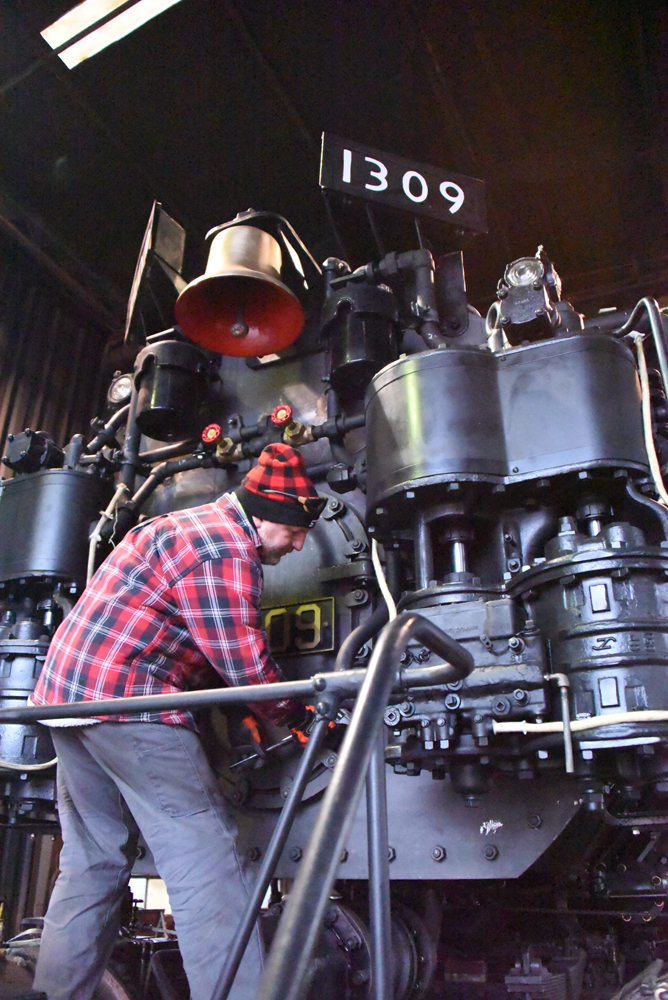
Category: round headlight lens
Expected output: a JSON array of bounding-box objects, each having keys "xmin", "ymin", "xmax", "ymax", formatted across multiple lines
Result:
[
  {"xmin": 108, "ymin": 374, "xmax": 133, "ymax": 404},
  {"xmin": 505, "ymin": 258, "xmax": 545, "ymax": 288}
]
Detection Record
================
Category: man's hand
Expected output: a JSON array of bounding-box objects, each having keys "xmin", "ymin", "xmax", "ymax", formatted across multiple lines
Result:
[{"xmin": 289, "ymin": 706, "xmax": 336, "ymax": 746}]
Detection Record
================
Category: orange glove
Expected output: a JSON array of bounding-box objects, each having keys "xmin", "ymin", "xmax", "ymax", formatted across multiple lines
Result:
[{"xmin": 242, "ymin": 715, "xmax": 264, "ymax": 747}]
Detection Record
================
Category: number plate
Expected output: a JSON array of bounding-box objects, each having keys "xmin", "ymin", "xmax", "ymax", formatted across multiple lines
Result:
[
  {"xmin": 319, "ymin": 133, "xmax": 487, "ymax": 233},
  {"xmin": 262, "ymin": 598, "xmax": 335, "ymax": 656}
]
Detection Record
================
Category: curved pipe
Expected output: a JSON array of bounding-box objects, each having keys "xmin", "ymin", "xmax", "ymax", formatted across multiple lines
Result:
[
  {"xmin": 626, "ymin": 481, "xmax": 668, "ymax": 540},
  {"xmin": 130, "ymin": 454, "xmax": 216, "ymax": 509},
  {"xmin": 138, "ymin": 439, "xmax": 200, "ymax": 463},
  {"xmin": 615, "ymin": 297, "xmax": 668, "ymax": 396},
  {"xmin": 85, "ymin": 404, "xmax": 131, "ymax": 454},
  {"xmin": 256, "ymin": 613, "xmax": 472, "ymax": 1000},
  {"xmin": 336, "ymin": 604, "xmax": 389, "ymax": 671}
]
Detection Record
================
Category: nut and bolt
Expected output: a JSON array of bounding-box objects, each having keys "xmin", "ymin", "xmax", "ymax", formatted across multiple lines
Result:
[
  {"xmin": 388, "ymin": 846, "xmax": 396, "ymax": 862},
  {"xmin": 418, "ymin": 648, "xmax": 431, "ymax": 662},
  {"xmin": 483, "ymin": 845, "xmax": 499, "ymax": 861},
  {"xmin": 351, "ymin": 540, "xmax": 363, "ymax": 552},
  {"xmin": 507, "ymin": 558, "xmax": 522, "ymax": 573},
  {"xmin": 290, "ymin": 847, "xmax": 303, "ymax": 862},
  {"xmin": 508, "ymin": 636, "xmax": 524, "ymax": 652},
  {"xmin": 444, "ymin": 693, "xmax": 461, "ymax": 710},
  {"xmin": 436, "ymin": 717, "xmax": 446, "ymax": 727},
  {"xmin": 384, "ymin": 707, "xmax": 401, "ymax": 726},
  {"xmin": 527, "ymin": 814, "xmax": 542, "ymax": 829},
  {"xmin": 513, "ymin": 688, "xmax": 528, "ymax": 704},
  {"xmin": 431, "ymin": 845, "xmax": 446, "ymax": 862},
  {"xmin": 352, "ymin": 589, "xmax": 366, "ymax": 602},
  {"xmin": 247, "ymin": 846, "xmax": 261, "ymax": 862},
  {"xmin": 652, "ymin": 875, "xmax": 663, "ymax": 887}
]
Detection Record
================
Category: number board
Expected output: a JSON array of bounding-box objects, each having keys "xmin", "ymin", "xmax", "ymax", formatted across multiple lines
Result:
[
  {"xmin": 319, "ymin": 133, "xmax": 488, "ymax": 234},
  {"xmin": 262, "ymin": 598, "xmax": 335, "ymax": 657}
]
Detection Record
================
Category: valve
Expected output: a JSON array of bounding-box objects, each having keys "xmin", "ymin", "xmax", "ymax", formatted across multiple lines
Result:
[
  {"xmin": 202, "ymin": 423, "xmax": 223, "ymax": 445},
  {"xmin": 271, "ymin": 404, "xmax": 293, "ymax": 427}
]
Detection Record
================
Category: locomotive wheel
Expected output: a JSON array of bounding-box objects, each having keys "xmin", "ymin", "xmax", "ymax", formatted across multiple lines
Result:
[{"xmin": 391, "ymin": 904, "xmax": 437, "ymax": 1000}]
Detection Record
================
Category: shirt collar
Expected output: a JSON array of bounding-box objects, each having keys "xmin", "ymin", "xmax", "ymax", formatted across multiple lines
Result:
[{"xmin": 216, "ymin": 491, "xmax": 261, "ymax": 548}]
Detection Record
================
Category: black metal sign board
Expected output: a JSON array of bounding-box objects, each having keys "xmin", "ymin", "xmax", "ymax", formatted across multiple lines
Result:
[{"xmin": 319, "ymin": 133, "xmax": 488, "ymax": 234}]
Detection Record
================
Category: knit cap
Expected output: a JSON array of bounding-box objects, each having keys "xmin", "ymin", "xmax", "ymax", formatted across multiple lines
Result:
[{"xmin": 235, "ymin": 443, "xmax": 325, "ymax": 528}]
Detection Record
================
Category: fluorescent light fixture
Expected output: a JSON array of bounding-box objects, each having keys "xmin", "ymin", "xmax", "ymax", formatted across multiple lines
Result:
[
  {"xmin": 41, "ymin": 0, "xmax": 128, "ymax": 50},
  {"xmin": 41, "ymin": 0, "xmax": 183, "ymax": 69}
]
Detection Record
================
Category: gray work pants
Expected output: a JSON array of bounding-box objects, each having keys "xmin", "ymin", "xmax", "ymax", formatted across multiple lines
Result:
[{"xmin": 33, "ymin": 722, "xmax": 263, "ymax": 1000}]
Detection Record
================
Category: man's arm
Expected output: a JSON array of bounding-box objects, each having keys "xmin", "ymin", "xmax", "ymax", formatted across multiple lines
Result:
[{"xmin": 172, "ymin": 555, "xmax": 304, "ymax": 726}]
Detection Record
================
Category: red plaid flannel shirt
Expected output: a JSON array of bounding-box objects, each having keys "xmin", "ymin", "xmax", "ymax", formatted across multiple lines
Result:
[{"xmin": 31, "ymin": 492, "xmax": 302, "ymax": 729}]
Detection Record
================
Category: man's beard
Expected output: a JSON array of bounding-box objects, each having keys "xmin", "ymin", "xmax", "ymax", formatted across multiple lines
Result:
[{"xmin": 258, "ymin": 543, "xmax": 288, "ymax": 566}]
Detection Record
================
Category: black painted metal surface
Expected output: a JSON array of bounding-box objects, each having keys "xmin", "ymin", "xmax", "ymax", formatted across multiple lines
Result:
[{"xmin": 365, "ymin": 334, "xmax": 647, "ymax": 515}]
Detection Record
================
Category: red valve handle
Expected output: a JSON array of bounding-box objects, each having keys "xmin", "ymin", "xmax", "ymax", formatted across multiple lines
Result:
[
  {"xmin": 202, "ymin": 423, "xmax": 222, "ymax": 444},
  {"xmin": 270, "ymin": 404, "xmax": 293, "ymax": 427}
]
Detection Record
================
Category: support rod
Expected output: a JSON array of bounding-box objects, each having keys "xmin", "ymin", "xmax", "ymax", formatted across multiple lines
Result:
[
  {"xmin": 366, "ymin": 729, "xmax": 392, "ymax": 1000},
  {"xmin": 212, "ymin": 707, "xmax": 338, "ymax": 1000},
  {"xmin": 414, "ymin": 511, "xmax": 434, "ymax": 589},
  {"xmin": 256, "ymin": 613, "xmax": 472, "ymax": 1000}
]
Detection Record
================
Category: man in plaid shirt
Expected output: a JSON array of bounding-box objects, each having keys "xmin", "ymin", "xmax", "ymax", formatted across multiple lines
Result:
[{"xmin": 32, "ymin": 443, "xmax": 326, "ymax": 1000}]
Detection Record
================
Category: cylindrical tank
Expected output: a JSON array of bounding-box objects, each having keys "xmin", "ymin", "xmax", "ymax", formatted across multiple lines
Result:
[
  {"xmin": 0, "ymin": 469, "xmax": 111, "ymax": 587},
  {"xmin": 365, "ymin": 334, "xmax": 648, "ymax": 518},
  {"xmin": 134, "ymin": 339, "xmax": 215, "ymax": 440}
]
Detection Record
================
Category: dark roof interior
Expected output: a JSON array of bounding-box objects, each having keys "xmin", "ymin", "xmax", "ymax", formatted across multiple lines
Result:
[{"xmin": 3, "ymin": 0, "xmax": 668, "ymax": 324}]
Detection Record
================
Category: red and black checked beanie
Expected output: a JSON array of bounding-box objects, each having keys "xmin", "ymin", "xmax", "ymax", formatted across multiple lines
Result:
[{"xmin": 235, "ymin": 443, "xmax": 320, "ymax": 528}]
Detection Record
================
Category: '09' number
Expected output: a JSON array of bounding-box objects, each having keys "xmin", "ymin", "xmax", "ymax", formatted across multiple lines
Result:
[{"xmin": 341, "ymin": 148, "xmax": 465, "ymax": 214}]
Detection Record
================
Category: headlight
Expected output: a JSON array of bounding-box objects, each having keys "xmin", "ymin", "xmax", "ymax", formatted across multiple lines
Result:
[{"xmin": 504, "ymin": 257, "xmax": 545, "ymax": 288}]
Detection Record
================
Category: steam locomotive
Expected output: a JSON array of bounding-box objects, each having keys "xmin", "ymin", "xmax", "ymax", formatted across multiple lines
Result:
[{"xmin": 2, "ymin": 203, "xmax": 668, "ymax": 999}]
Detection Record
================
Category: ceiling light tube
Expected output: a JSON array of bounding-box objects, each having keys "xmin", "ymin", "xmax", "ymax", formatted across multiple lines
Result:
[
  {"xmin": 43, "ymin": 0, "xmax": 183, "ymax": 69},
  {"xmin": 41, "ymin": 0, "xmax": 129, "ymax": 50}
]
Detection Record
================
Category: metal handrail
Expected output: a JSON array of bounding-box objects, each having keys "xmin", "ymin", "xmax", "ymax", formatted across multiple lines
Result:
[
  {"xmin": 256, "ymin": 612, "xmax": 473, "ymax": 1000},
  {"xmin": 0, "ymin": 612, "xmax": 472, "ymax": 1000},
  {"xmin": 212, "ymin": 703, "xmax": 341, "ymax": 1000}
]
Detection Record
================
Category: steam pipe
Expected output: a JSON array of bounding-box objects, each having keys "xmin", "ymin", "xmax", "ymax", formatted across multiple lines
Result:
[
  {"xmin": 85, "ymin": 404, "xmax": 130, "ymax": 454},
  {"xmin": 256, "ymin": 613, "xmax": 473, "ymax": 1000},
  {"xmin": 616, "ymin": 298, "xmax": 668, "ymax": 398},
  {"xmin": 129, "ymin": 453, "xmax": 216, "ymax": 509},
  {"xmin": 212, "ymin": 706, "xmax": 339, "ymax": 1000},
  {"xmin": 138, "ymin": 439, "xmax": 200, "ymax": 463},
  {"xmin": 119, "ymin": 385, "xmax": 141, "ymax": 491},
  {"xmin": 626, "ymin": 481, "xmax": 668, "ymax": 539},
  {"xmin": 336, "ymin": 604, "xmax": 389, "ymax": 672}
]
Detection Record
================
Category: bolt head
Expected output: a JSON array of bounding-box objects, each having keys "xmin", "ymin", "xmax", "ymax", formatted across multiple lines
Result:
[
  {"xmin": 483, "ymin": 845, "xmax": 499, "ymax": 860},
  {"xmin": 431, "ymin": 845, "xmax": 446, "ymax": 862},
  {"xmin": 290, "ymin": 847, "xmax": 303, "ymax": 862}
]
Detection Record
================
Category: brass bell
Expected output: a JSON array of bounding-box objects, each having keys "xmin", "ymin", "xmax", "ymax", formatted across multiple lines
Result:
[{"xmin": 174, "ymin": 225, "xmax": 305, "ymax": 357}]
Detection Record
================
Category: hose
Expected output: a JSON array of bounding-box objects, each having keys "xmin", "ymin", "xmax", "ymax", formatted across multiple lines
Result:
[
  {"xmin": 371, "ymin": 539, "xmax": 396, "ymax": 620},
  {"xmin": 87, "ymin": 482, "xmax": 130, "ymax": 582},
  {"xmin": 630, "ymin": 332, "xmax": 668, "ymax": 506},
  {"xmin": 493, "ymin": 710, "xmax": 668, "ymax": 735},
  {"xmin": 0, "ymin": 757, "xmax": 57, "ymax": 771},
  {"xmin": 616, "ymin": 297, "xmax": 668, "ymax": 397}
]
